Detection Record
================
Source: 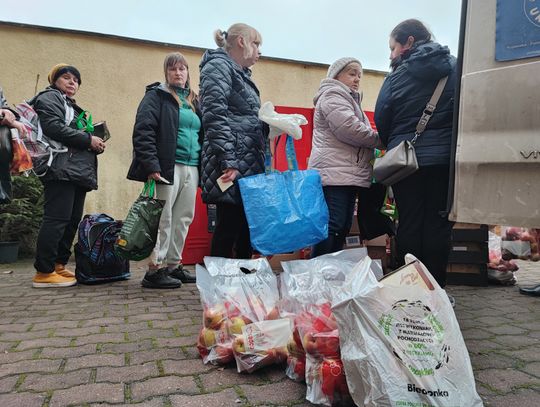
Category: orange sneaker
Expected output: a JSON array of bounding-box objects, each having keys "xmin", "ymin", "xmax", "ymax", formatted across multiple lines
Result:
[
  {"xmin": 32, "ymin": 272, "xmax": 77, "ymax": 288},
  {"xmin": 54, "ymin": 263, "xmax": 75, "ymax": 278}
]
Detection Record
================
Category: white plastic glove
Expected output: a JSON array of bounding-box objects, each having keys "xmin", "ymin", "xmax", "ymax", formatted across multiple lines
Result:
[{"xmin": 258, "ymin": 101, "xmax": 308, "ymax": 140}]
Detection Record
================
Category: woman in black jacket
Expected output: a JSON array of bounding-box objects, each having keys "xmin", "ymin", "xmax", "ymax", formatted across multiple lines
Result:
[
  {"xmin": 127, "ymin": 53, "xmax": 202, "ymax": 289},
  {"xmin": 374, "ymin": 19, "xmax": 456, "ymax": 298},
  {"xmin": 32, "ymin": 64, "xmax": 105, "ymax": 288},
  {"xmin": 199, "ymin": 23, "xmax": 266, "ymax": 259}
]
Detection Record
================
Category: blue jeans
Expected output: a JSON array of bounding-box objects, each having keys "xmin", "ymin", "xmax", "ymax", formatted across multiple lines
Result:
[{"xmin": 311, "ymin": 186, "xmax": 357, "ymax": 258}]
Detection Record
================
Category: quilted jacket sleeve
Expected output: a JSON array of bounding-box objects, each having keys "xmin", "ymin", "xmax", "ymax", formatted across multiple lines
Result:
[
  {"xmin": 200, "ymin": 59, "xmax": 238, "ymax": 171},
  {"xmin": 374, "ymin": 77, "xmax": 393, "ymax": 148},
  {"xmin": 33, "ymin": 91, "xmax": 91, "ymax": 150},
  {"xmin": 132, "ymin": 90, "xmax": 162, "ymax": 175},
  {"xmin": 321, "ymin": 89, "xmax": 381, "ymax": 149}
]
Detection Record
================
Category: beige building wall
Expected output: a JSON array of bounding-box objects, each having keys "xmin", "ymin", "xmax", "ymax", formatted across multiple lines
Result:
[{"xmin": 1, "ymin": 23, "xmax": 386, "ymax": 217}]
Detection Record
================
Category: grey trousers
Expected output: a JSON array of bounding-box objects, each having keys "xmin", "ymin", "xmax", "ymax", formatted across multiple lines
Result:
[{"xmin": 150, "ymin": 164, "xmax": 199, "ymax": 267}]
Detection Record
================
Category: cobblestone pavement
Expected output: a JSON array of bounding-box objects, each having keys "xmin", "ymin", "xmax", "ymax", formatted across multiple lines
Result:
[{"xmin": 0, "ymin": 259, "xmax": 538, "ymax": 407}]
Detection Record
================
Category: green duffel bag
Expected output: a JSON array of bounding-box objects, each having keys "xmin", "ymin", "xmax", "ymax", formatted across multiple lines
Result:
[{"xmin": 115, "ymin": 180, "xmax": 164, "ymax": 261}]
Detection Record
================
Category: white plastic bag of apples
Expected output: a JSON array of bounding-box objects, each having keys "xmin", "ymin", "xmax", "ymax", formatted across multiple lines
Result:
[
  {"xmin": 196, "ymin": 257, "xmax": 292, "ymax": 373},
  {"xmin": 332, "ymin": 255, "xmax": 483, "ymax": 407},
  {"xmin": 279, "ymin": 248, "xmax": 374, "ymax": 406}
]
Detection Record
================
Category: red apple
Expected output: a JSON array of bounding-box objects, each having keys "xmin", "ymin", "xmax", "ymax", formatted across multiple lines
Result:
[
  {"xmin": 226, "ymin": 316, "xmax": 246, "ymax": 335},
  {"xmin": 224, "ymin": 301, "xmax": 241, "ymax": 318},
  {"xmin": 315, "ymin": 332, "xmax": 340, "ymax": 358},
  {"xmin": 303, "ymin": 332, "xmax": 318, "ymax": 355},
  {"xmin": 198, "ymin": 328, "xmax": 217, "ymax": 348},
  {"xmin": 319, "ymin": 359, "xmax": 347, "ymax": 397},
  {"xmin": 233, "ymin": 336, "xmax": 245, "ymax": 353},
  {"xmin": 214, "ymin": 345, "xmax": 234, "ymax": 364},
  {"xmin": 293, "ymin": 358, "xmax": 306, "ymax": 378},
  {"xmin": 265, "ymin": 306, "xmax": 280, "ymax": 320},
  {"xmin": 204, "ymin": 306, "xmax": 225, "ymax": 330}
]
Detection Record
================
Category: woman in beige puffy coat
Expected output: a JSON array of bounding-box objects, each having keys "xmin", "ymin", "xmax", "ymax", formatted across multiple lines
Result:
[{"xmin": 308, "ymin": 57, "xmax": 381, "ymax": 257}]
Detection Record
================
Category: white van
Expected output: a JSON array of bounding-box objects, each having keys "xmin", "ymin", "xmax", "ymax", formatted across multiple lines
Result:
[{"xmin": 450, "ymin": 0, "xmax": 540, "ymax": 227}]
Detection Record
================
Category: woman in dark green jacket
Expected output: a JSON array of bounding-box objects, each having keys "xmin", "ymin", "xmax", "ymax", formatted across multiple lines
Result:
[{"xmin": 128, "ymin": 53, "xmax": 203, "ymax": 289}]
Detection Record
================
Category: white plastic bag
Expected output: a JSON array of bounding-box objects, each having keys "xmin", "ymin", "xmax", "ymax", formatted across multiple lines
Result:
[
  {"xmin": 280, "ymin": 248, "xmax": 371, "ymax": 406},
  {"xmin": 332, "ymin": 255, "xmax": 483, "ymax": 407},
  {"xmin": 203, "ymin": 256, "xmax": 291, "ymax": 373},
  {"xmin": 259, "ymin": 101, "xmax": 308, "ymax": 140}
]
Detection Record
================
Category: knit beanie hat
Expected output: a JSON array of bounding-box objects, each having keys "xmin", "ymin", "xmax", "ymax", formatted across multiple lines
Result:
[
  {"xmin": 327, "ymin": 57, "xmax": 362, "ymax": 79},
  {"xmin": 48, "ymin": 63, "xmax": 82, "ymax": 85}
]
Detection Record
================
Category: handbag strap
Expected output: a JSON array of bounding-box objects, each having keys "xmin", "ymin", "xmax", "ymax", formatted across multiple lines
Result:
[{"xmin": 411, "ymin": 76, "xmax": 448, "ymax": 144}]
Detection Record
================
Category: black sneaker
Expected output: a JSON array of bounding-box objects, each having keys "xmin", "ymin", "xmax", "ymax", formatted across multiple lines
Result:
[
  {"xmin": 169, "ymin": 265, "xmax": 196, "ymax": 284},
  {"xmin": 142, "ymin": 267, "xmax": 182, "ymax": 289}
]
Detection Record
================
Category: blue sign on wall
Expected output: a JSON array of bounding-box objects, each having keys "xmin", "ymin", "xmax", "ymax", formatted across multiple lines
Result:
[{"xmin": 496, "ymin": 0, "xmax": 540, "ymax": 61}]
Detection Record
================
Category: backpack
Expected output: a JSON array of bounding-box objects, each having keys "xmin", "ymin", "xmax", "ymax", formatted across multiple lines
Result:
[
  {"xmin": 75, "ymin": 213, "xmax": 130, "ymax": 284},
  {"xmin": 15, "ymin": 99, "xmax": 71, "ymax": 177}
]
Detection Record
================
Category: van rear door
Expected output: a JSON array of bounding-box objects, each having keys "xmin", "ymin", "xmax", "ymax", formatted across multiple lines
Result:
[{"xmin": 450, "ymin": 0, "xmax": 540, "ymax": 227}]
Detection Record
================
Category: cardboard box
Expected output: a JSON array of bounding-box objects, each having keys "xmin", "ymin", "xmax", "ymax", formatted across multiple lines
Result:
[{"xmin": 267, "ymin": 250, "xmax": 303, "ymax": 271}]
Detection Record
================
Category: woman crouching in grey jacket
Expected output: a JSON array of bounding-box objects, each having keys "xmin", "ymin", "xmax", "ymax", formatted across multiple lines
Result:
[{"xmin": 308, "ymin": 58, "xmax": 381, "ymax": 257}]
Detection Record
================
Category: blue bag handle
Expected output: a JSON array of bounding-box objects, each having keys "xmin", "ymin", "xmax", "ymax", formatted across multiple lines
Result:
[{"xmin": 265, "ymin": 135, "xmax": 299, "ymax": 173}]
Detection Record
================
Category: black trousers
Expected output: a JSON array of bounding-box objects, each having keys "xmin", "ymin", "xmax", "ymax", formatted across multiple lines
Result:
[
  {"xmin": 311, "ymin": 186, "xmax": 357, "ymax": 258},
  {"xmin": 210, "ymin": 203, "xmax": 252, "ymax": 259},
  {"xmin": 357, "ymin": 183, "xmax": 395, "ymax": 241},
  {"xmin": 34, "ymin": 181, "xmax": 86, "ymax": 273},
  {"xmin": 392, "ymin": 165, "xmax": 453, "ymax": 288}
]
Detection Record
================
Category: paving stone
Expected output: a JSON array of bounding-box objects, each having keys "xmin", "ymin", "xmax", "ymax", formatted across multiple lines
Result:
[
  {"xmin": 476, "ymin": 368, "xmax": 540, "ymax": 392},
  {"xmin": 199, "ymin": 368, "xmax": 268, "ymax": 391},
  {"xmin": 83, "ymin": 317, "xmax": 126, "ymax": 327},
  {"xmin": 40, "ymin": 343, "xmax": 97, "ymax": 359},
  {"xmin": 521, "ymin": 361, "xmax": 540, "ymax": 378},
  {"xmin": 484, "ymin": 325, "xmax": 529, "ymax": 335},
  {"xmin": 162, "ymin": 359, "xmax": 215, "ymax": 375},
  {"xmin": 0, "ymin": 392, "xmax": 46, "ymax": 407},
  {"xmin": 96, "ymin": 361, "xmax": 158, "ymax": 383},
  {"xmin": 0, "ymin": 349, "xmax": 36, "ymax": 364},
  {"xmin": 75, "ymin": 332, "xmax": 127, "ymax": 346},
  {"xmin": 64, "ymin": 353, "xmax": 125, "ymax": 371},
  {"xmin": 21, "ymin": 369, "xmax": 92, "ymax": 391},
  {"xmin": 130, "ymin": 313, "xmax": 171, "ymax": 322},
  {"xmin": 16, "ymin": 337, "xmax": 72, "ymax": 351},
  {"xmin": 156, "ymin": 335, "xmax": 197, "ymax": 348},
  {"xmin": 0, "ymin": 331, "xmax": 49, "ymax": 341},
  {"xmin": 500, "ymin": 346, "xmax": 540, "ymax": 363},
  {"xmin": 100, "ymin": 339, "xmax": 154, "ymax": 353},
  {"xmin": 483, "ymin": 388, "xmax": 540, "ymax": 407},
  {"xmin": 0, "ymin": 323, "xmax": 32, "ymax": 333},
  {"xmin": 170, "ymin": 388, "xmax": 239, "ymax": 406},
  {"xmin": 0, "ymin": 359, "xmax": 62, "ymax": 377},
  {"xmin": 0, "ymin": 341, "xmax": 15, "ymax": 352},
  {"xmin": 131, "ymin": 376, "xmax": 199, "ymax": 401},
  {"xmin": 49, "ymin": 382, "xmax": 124, "ymax": 406},
  {"xmin": 54, "ymin": 326, "xmax": 102, "ymax": 337},
  {"xmin": 476, "ymin": 316, "xmax": 514, "ymax": 327},
  {"xmin": 104, "ymin": 322, "xmax": 149, "ymax": 333},
  {"xmin": 240, "ymin": 380, "xmax": 307, "ymax": 405},
  {"xmin": 31, "ymin": 320, "xmax": 79, "ymax": 331},
  {"xmin": 152, "ymin": 318, "xmax": 196, "ymax": 329},
  {"xmin": 461, "ymin": 328, "xmax": 494, "ymax": 340},
  {"xmin": 89, "ymin": 398, "xmax": 166, "ymax": 407},
  {"xmin": 130, "ymin": 349, "xmax": 186, "ymax": 365},
  {"xmin": 464, "ymin": 339, "xmax": 501, "ymax": 354},
  {"xmin": 469, "ymin": 352, "xmax": 518, "ymax": 370},
  {"xmin": 0, "ymin": 375, "xmax": 19, "ymax": 392},
  {"xmin": 127, "ymin": 329, "xmax": 177, "ymax": 341},
  {"xmin": 491, "ymin": 334, "xmax": 539, "ymax": 349}
]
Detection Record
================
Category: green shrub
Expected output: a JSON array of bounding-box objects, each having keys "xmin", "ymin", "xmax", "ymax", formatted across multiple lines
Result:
[{"xmin": 0, "ymin": 175, "xmax": 43, "ymax": 256}]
